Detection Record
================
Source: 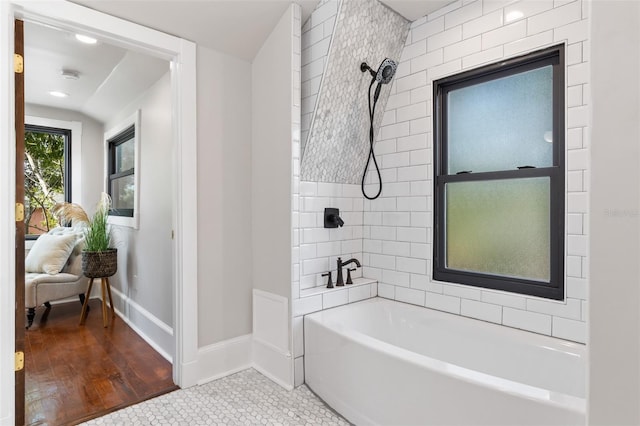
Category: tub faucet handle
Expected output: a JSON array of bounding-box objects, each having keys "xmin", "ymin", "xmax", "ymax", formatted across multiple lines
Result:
[
  {"xmin": 322, "ymin": 271, "xmax": 334, "ymax": 289},
  {"xmin": 346, "ymin": 268, "xmax": 357, "ymax": 285}
]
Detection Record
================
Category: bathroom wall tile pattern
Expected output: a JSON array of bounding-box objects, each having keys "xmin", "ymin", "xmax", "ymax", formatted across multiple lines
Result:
[
  {"xmin": 83, "ymin": 368, "xmax": 348, "ymax": 425},
  {"xmin": 297, "ymin": 182, "xmax": 364, "ymax": 291},
  {"xmin": 362, "ymin": 0, "xmax": 590, "ymax": 344},
  {"xmin": 301, "ymin": 0, "xmax": 340, "ymax": 158},
  {"xmin": 301, "ymin": 0, "xmax": 410, "ymax": 183}
]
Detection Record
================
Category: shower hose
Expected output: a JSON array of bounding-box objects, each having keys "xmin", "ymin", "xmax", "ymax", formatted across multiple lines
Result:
[{"xmin": 361, "ymin": 78, "xmax": 383, "ymax": 200}]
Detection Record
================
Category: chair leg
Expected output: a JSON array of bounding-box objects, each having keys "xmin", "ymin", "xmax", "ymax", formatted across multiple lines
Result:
[
  {"xmin": 79, "ymin": 278, "xmax": 94, "ymax": 326},
  {"xmin": 78, "ymin": 293, "xmax": 89, "ymax": 311},
  {"xmin": 26, "ymin": 308, "xmax": 35, "ymax": 329}
]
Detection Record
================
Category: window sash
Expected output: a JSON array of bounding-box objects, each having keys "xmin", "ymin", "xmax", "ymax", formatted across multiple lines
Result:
[
  {"xmin": 107, "ymin": 125, "xmax": 135, "ymax": 218},
  {"xmin": 433, "ymin": 44, "xmax": 565, "ymax": 300}
]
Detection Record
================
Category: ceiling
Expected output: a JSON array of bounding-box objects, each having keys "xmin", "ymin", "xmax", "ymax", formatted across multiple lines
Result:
[
  {"xmin": 24, "ymin": 21, "xmax": 169, "ymax": 124},
  {"xmin": 380, "ymin": 0, "xmax": 456, "ymax": 21},
  {"xmin": 69, "ymin": 0, "xmax": 456, "ymax": 59},
  {"xmin": 25, "ymin": 0, "xmax": 454, "ymax": 123},
  {"xmin": 70, "ymin": 0, "xmax": 323, "ymax": 61}
]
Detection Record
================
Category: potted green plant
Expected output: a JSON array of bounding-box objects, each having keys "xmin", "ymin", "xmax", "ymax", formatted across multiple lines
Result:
[{"xmin": 53, "ymin": 193, "xmax": 117, "ymax": 278}]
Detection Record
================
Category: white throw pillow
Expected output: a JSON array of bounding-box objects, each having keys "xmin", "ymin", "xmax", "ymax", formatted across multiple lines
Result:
[{"xmin": 25, "ymin": 233, "xmax": 78, "ymax": 275}]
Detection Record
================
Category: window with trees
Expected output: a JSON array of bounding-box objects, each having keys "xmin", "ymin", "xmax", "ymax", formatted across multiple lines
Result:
[
  {"xmin": 24, "ymin": 124, "xmax": 71, "ymax": 238},
  {"xmin": 107, "ymin": 124, "xmax": 135, "ymax": 218},
  {"xmin": 433, "ymin": 45, "xmax": 565, "ymax": 300}
]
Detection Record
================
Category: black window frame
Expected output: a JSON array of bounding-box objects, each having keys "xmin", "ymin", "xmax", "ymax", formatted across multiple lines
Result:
[
  {"xmin": 24, "ymin": 124, "xmax": 72, "ymax": 240},
  {"xmin": 107, "ymin": 124, "xmax": 135, "ymax": 218},
  {"xmin": 433, "ymin": 44, "xmax": 565, "ymax": 300}
]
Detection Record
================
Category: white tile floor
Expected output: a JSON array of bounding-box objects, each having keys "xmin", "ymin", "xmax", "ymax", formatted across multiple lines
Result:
[{"xmin": 82, "ymin": 369, "xmax": 349, "ymax": 425}]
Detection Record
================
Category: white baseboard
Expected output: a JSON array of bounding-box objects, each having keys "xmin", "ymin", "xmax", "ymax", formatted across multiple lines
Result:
[
  {"xmin": 107, "ymin": 286, "xmax": 174, "ymax": 363},
  {"xmin": 252, "ymin": 339, "xmax": 293, "ymax": 390},
  {"xmin": 197, "ymin": 334, "xmax": 253, "ymax": 385}
]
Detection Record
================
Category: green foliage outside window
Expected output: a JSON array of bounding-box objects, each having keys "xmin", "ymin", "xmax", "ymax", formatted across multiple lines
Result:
[{"xmin": 24, "ymin": 129, "xmax": 65, "ymax": 235}]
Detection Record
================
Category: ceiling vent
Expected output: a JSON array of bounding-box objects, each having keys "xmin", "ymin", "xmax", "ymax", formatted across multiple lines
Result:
[{"xmin": 61, "ymin": 69, "xmax": 80, "ymax": 80}]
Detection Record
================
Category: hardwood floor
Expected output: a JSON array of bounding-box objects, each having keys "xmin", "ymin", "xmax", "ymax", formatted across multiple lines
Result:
[{"xmin": 25, "ymin": 299, "xmax": 178, "ymax": 425}]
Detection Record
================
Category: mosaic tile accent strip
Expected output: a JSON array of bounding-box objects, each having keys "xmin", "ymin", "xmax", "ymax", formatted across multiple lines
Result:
[
  {"xmin": 82, "ymin": 369, "xmax": 348, "ymax": 425},
  {"xmin": 301, "ymin": 0, "xmax": 340, "ymax": 160},
  {"xmin": 301, "ymin": 0, "xmax": 409, "ymax": 183}
]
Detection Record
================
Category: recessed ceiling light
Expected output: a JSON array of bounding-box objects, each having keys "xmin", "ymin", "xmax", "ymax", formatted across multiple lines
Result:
[
  {"xmin": 75, "ymin": 34, "xmax": 97, "ymax": 44},
  {"xmin": 505, "ymin": 10, "xmax": 524, "ymax": 22},
  {"xmin": 49, "ymin": 91, "xmax": 69, "ymax": 98}
]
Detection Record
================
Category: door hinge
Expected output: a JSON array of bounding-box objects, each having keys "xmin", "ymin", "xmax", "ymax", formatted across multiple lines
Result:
[
  {"xmin": 171, "ymin": 230, "xmax": 174, "ymax": 240},
  {"xmin": 15, "ymin": 203, "xmax": 24, "ymax": 222},
  {"xmin": 14, "ymin": 54, "xmax": 23, "ymax": 74},
  {"xmin": 15, "ymin": 351, "xmax": 24, "ymax": 371}
]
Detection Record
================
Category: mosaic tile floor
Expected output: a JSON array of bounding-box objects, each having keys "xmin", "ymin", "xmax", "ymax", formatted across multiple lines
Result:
[{"xmin": 82, "ymin": 368, "xmax": 350, "ymax": 425}]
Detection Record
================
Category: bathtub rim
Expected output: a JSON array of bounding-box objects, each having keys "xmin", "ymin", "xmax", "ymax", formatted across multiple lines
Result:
[{"xmin": 304, "ymin": 297, "xmax": 586, "ymax": 415}]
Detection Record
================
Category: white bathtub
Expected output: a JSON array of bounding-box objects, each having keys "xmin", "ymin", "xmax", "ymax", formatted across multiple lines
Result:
[{"xmin": 304, "ymin": 298, "xmax": 586, "ymax": 426}]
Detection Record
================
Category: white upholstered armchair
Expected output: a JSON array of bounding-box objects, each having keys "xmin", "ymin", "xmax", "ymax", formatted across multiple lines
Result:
[{"xmin": 25, "ymin": 226, "xmax": 87, "ymax": 329}]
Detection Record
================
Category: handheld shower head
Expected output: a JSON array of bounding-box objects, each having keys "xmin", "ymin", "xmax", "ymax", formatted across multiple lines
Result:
[
  {"xmin": 375, "ymin": 58, "xmax": 397, "ymax": 84},
  {"xmin": 360, "ymin": 58, "xmax": 398, "ymax": 84}
]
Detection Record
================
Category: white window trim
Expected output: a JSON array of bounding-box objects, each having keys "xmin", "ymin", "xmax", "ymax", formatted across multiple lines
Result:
[
  {"xmin": 104, "ymin": 109, "xmax": 140, "ymax": 229},
  {"xmin": 25, "ymin": 115, "xmax": 83, "ymax": 207}
]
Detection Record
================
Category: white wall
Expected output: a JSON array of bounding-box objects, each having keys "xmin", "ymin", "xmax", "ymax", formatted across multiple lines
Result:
[
  {"xmin": 251, "ymin": 7, "xmax": 294, "ymax": 299},
  {"xmin": 104, "ymin": 71, "xmax": 174, "ymax": 358},
  {"xmin": 362, "ymin": 0, "xmax": 589, "ymax": 343},
  {"xmin": 196, "ymin": 46, "xmax": 253, "ymax": 347},
  {"xmin": 24, "ymin": 104, "xmax": 103, "ymax": 210},
  {"xmin": 588, "ymin": 1, "xmax": 640, "ymax": 424},
  {"xmin": 251, "ymin": 4, "xmax": 299, "ymax": 388}
]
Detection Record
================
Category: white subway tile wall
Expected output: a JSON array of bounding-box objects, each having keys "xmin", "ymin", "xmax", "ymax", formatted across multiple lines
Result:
[
  {"xmin": 298, "ymin": 182, "xmax": 364, "ymax": 289},
  {"xmin": 363, "ymin": 0, "xmax": 588, "ymax": 344},
  {"xmin": 292, "ymin": 0, "xmax": 588, "ymax": 388}
]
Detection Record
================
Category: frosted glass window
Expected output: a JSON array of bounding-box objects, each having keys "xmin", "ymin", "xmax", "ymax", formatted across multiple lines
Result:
[
  {"xmin": 433, "ymin": 45, "xmax": 565, "ymax": 300},
  {"xmin": 447, "ymin": 66, "xmax": 553, "ymax": 174},
  {"xmin": 446, "ymin": 178, "xmax": 550, "ymax": 282}
]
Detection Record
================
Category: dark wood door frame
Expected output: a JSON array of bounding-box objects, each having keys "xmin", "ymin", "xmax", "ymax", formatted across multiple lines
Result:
[{"xmin": 14, "ymin": 18, "xmax": 25, "ymax": 426}]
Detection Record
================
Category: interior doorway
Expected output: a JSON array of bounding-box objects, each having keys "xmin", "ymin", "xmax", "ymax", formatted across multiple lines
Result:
[
  {"xmin": 2, "ymin": 2, "xmax": 199, "ymax": 424},
  {"xmin": 20, "ymin": 16, "xmax": 177, "ymax": 425}
]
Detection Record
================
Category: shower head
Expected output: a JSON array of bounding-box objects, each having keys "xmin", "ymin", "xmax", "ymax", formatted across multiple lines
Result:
[
  {"xmin": 376, "ymin": 58, "xmax": 397, "ymax": 84},
  {"xmin": 360, "ymin": 58, "xmax": 398, "ymax": 85}
]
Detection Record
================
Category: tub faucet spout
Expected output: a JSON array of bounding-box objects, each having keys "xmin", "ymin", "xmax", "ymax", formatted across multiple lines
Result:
[{"xmin": 336, "ymin": 257, "xmax": 361, "ymax": 286}]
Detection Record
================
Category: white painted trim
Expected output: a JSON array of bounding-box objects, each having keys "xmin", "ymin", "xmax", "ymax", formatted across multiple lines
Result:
[
  {"xmin": 196, "ymin": 334, "xmax": 253, "ymax": 385},
  {"xmin": 103, "ymin": 110, "xmax": 140, "ymax": 229},
  {"xmin": 108, "ymin": 286, "xmax": 174, "ymax": 363},
  {"xmin": 172, "ymin": 37, "xmax": 199, "ymax": 388},
  {"xmin": 25, "ymin": 115, "xmax": 83, "ymax": 206},
  {"xmin": 252, "ymin": 339, "xmax": 294, "ymax": 391},
  {"xmin": 252, "ymin": 289, "xmax": 293, "ymax": 389},
  {"xmin": 253, "ymin": 289, "xmax": 290, "ymax": 355},
  {"xmin": 2, "ymin": 6, "xmax": 199, "ymax": 424}
]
